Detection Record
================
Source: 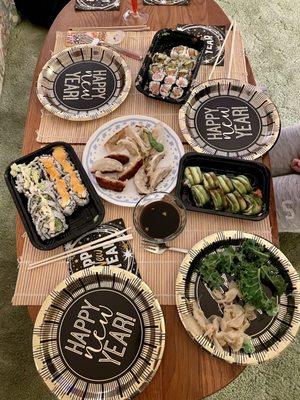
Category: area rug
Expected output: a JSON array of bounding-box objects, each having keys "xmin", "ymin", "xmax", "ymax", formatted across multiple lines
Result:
[{"xmin": 0, "ymin": 0, "xmax": 299, "ymax": 397}]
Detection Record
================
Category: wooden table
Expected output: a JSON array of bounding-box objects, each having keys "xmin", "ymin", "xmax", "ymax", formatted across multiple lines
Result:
[{"xmin": 16, "ymin": 0, "xmax": 278, "ymax": 399}]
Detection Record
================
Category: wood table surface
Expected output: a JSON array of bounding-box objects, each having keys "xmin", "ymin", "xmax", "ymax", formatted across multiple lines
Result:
[{"xmin": 16, "ymin": 0, "xmax": 279, "ymax": 399}]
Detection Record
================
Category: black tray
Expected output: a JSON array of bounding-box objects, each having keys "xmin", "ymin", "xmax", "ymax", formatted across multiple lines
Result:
[
  {"xmin": 5, "ymin": 142, "xmax": 105, "ymax": 250},
  {"xmin": 175, "ymin": 153, "xmax": 271, "ymax": 221},
  {"xmin": 135, "ymin": 29, "xmax": 206, "ymax": 104}
]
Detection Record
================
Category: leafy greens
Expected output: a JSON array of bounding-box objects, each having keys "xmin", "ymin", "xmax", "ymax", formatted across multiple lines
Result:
[{"xmin": 194, "ymin": 239, "xmax": 287, "ymax": 316}]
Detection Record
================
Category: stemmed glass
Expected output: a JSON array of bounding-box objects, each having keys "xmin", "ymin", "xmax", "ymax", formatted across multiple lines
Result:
[{"xmin": 123, "ymin": 1, "xmax": 149, "ymax": 25}]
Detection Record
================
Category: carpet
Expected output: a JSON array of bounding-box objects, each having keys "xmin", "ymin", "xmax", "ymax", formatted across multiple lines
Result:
[{"xmin": 0, "ymin": 1, "xmax": 299, "ymax": 398}]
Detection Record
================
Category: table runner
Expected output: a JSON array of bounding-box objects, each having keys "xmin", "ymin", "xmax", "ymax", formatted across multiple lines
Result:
[
  {"xmin": 36, "ymin": 29, "xmax": 247, "ymax": 143},
  {"xmin": 13, "ymin": 28, "xmax": 273, "ymax": 306},
  {"xmin": 13, "ymin": 144, "xmax": 273, "ymax": 306}
]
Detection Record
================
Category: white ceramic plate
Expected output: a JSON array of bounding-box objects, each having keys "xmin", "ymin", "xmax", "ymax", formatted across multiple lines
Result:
[{"xmin": 82, "ymin": 115, "xmax": 185, "ymax": 207}]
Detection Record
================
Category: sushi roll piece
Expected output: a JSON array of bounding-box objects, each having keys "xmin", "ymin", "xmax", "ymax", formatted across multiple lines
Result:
[
  {"xmin": 148, "ymin": 63, "xmax": 163, "ymax": 79},
  {"xmin": 176, "ymin": 77, "xmax": 189, "ymax": 88},
  {"xmin": 66, "ymin": 170, "xmax": 89, "ymax": 206},
  {"xmin": 235, "ymin": 175, "xmax": 253, "ymax": 192},
  {"xmin": 203, "ymin": 172, "xmax": 219, "ymax": 190},
  {"xmin": 170, "ymin": 86, "xmax": 184, "ymax": 100},
  {"xmin": 187, "ymin": 48, "xmax": 199, "ymax": 59},
  {"xmin": 34, "ymin": 208, "xmax": 68, "ymax": 240},
  {"xmin": 164, "ymin": 66, "xmax": 177, "ymax": 76},
  {"xmin": 177, "ymin": 68, "xmax": 190, "ymax": 78},
  {"xmin": 217, "ymin": 175, "xmax": 234, "ymax": 193},
  {"xmin": 152, "ymin": 71, "xmax": 165, "ymax": 82},
  {"xmin": 11, "ymin": 162, "xmax": 42, "ymax": 195},
  {"xmin": 149, "ymin": 80, "xmax": 161, "ymax": 95},
  {"xmin": 191, "ymin": 185, "xmax": 210, "ymax": 207},
  {"xmin": 164, "ymin": 75, "xmax": 176, "ymax": 85},
  {"xmin": 210, "ymin": 189, "xmax": 227, "ymax": 210},
  {"xmin": 171, "ymin": 45, "xmax": 189, "ymax": 59},
  {"xmin": 225, "ymin": 192, "xmax": 241, "ymax": 213},
  {"xmin": 160, "ymin": 83, "xmax": 172, "ymax": 98},
  {"xmin": 184, "ymin": 166, "xmax": 203, "ymax": 186},
  {"xmin": 182, "ymin": 59, "xmax": 196, "ymax": 70},
  {"xmin": 152, "ymin": 52, "xmax": 168, "ymax": 63}
]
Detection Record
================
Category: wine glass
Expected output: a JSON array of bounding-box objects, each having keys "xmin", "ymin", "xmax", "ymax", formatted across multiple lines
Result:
[{"xmin": 123, "ymin": 0, "xmax": 149, "ymax": 25}]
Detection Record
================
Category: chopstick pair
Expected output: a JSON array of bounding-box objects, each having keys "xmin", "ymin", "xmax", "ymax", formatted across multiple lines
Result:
[
  {"xmin": 208, "ymin": 20, "xmax": 237, "ymax": 81},
  {"xmin": 70, "ymin": 25, "xmax": 150, "ymax": 32},
  {"xmin": 28, "ymin": 228, "xmax": 132, "ymax": 271}
]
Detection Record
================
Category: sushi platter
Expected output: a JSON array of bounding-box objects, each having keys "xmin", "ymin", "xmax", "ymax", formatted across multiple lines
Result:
[
  {"xmin": 136, "ymin": 29, "xmax": 206, "ymax": 103},
  {"xmin": 5, "ymin": 142, "xmax": 104, "ymax": 250},
  {"xmin": 8, "ymin": 12, "xmax": 299, "ymax": 400}
]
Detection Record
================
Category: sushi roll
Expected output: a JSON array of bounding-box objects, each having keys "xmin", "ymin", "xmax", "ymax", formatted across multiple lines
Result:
[
  {"xmin": 65, "ymin": 171, "xmax": 89, "ymax": 206},
  {"xmin": 152, "ymin": 52, "xmax": 168, "ymax": 63},
  {"xmin": 191, "ymin": 185, "xmax": 210, "ymax": 207},
  {"xmin": 148, "ymin": 63, "xmax": 163, "ymax": 79},
  {"xmin": 184, "ymin": 166, "xmax": 203, "ymax": 186},
  {"xmin": 149, "ymin": 80, "xmax": 161, "ymax": 95},
  {"xmin": 182, "ymin": 59, "xmax": 196, "ymax": 70},
  {"xmin": 176, "ymin": 77, "xmax": 189, "ymax": 88},
  {"xmin": 34, "ymin": 208, "xmax": 68, "ymax": 240},
  {"xmin": 177, "ymin": 68, "xmax": 190, "ymax": 78},
  {"xmin": 171, "ymin": 45, "xmax": 189, "ymax": 59},
  {"xmin": 160, "ymin": 84, "xmax": 172, "ymax": 98},
  {"xmin": 39, "ymin": 156, "xmax": 76, "ymax": 215},
  {"xmin": 187, "ymin": 48, "xmax": 199, "ymax": 59},
  {"xmin": 164, "ymin": 66, "xmax": 177, "ymax": 76},
  {"xmin": 170, "ymin": 86, "xmax": 184, "ymax": 100},
  {"xmin": 152, "ymin": 71, "xmax": 165, "ymax": 82},
  {"xmin": 52, "ymin": 146, "xmax": 89, "ymax": 206},
  {"xmin": 11, "ymin": 161, "xmax": 42, "ymax": 195},
  {"xmin": 164, "ymin": 75, "xmax": 176, "ymax": 85}
]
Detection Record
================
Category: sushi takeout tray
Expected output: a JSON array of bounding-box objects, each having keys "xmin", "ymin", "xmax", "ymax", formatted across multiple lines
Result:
[
  {"xmin": 135, "ymin": 29, "xmax": 206, "ymax": 104},
  {"xmin": 5, "ymin": 142, "xmax": 105, "ymax": 250},
  {"xmin": 175, "ymin": 152, "xmax": 271, "ymax": 221}
]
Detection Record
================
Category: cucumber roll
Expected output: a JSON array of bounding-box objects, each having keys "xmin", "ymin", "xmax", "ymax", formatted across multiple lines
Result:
[
  {"xmin": 235, "ymin": 175, "xmax": 253, "ymax": 192},
  {"xmin": 231, "ymin": 178, "xmax": 248, "ymax": 194},
  {"xmin": 191, "ymin": 185, "xmax": 210, "ymax": 207},
  {"xmin": 217, "ymin": 175, "xmax": 234, "ymax": 193},
  {"xmin": 210, "ymin": 189, "xmax": 226, "ymax": 210},
  {"xmin": 203, "ymin": 172, "xmax": 219, "ymax": 190},
  {"xmin": 225, "ymin": 192, "xmax": 241, "ymax": 213},
  {"xmin": 184, "ymin": 166, "xmax": 203, "ymax": 186}
]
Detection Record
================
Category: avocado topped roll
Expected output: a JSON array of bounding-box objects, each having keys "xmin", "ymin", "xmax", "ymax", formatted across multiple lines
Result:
[
  {"xmin": 184, "ymin": 166, "xmax": 203, "ymax": 186},
  {"xmin": 203, "ymin": 172, "xmax": 219, "ymax": 190},
  {"xmin": 191, "ymin": 185, "xmax": 210, "ymax": 207}
]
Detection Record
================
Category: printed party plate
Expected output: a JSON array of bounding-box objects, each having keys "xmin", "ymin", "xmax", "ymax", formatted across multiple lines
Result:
[
  {"xmin": 66, "ymin": 218, "xmax": 140, "ymax": 277},
  {"xmin": 179, "ymin": 79, "xmax": 281, "ymax": 160},
  {"xmin": 33, "ymin": 266, "xmax": 165, "ymax": 400},
  {"xmin": 37, "ymin": 45, "xmax": 131, "ymax": 121},
  {"xmin": 177, "ymin": 24, "xmax": 225, "ymax": 65},
  {"xmin": 82, "ymin": 115, "xmax": 185, "ymax": 207},
  {"xmin": 176, "ymin": 231, "xmax": 300, "ymax": 365}
]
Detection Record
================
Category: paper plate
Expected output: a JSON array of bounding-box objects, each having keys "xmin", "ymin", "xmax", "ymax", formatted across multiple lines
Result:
[
  {"xmin": 177, "ymin": 24, "xmax": 225, "ymax": 65},
  {"xmin": 82, "ymin": 115, "xmax": 185, "ymax": 207},
  {"xmin": 37, "ymin": 45, "xmax": 131, "ymax": 121},
  {"xmin": 33, "ymin": 266, "xmax": 165, "ymax": 400},
  {"xmin": 179, "ymin": 79, "xmax": 281, "ymax": 160},
  {"xmin": 176, "ymin": 231, "xmax": 300, "ymax": 365}
]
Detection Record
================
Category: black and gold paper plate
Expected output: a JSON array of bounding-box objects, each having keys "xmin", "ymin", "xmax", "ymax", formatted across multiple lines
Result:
[
  {"xmin": 37, "ymin": 45, "xmax": 131, "ymax": 121},
  {"xmin": 176, "ymin": 231, "xmax": 300, "ymax": 365},
  {"xmin": 33, "ymin": 266, "xmax": 165, "ymax": 399},
  {"xmin": 179, "ymin": 79, "xmax": 281, "ymax": 160}
]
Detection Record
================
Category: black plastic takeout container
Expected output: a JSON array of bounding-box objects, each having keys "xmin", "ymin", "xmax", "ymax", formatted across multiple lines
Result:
[
  {"xmin": 175, "ymin": 153, "xmax": 271, "ymax": 221},
  {"xmin": 135, "ymin": 29, "xmax": 206, "ymax": 104},
  {"xmin": 5, "ymin": 142, "xmax": 105, "ymax": 250}
]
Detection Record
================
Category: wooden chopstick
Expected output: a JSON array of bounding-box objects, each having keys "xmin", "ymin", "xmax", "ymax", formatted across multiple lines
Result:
[
  {"xmin": 227, "ymin": 21, "xmax": 237, "ymax": 79},
  {"xmin": 208, "ymin": 19, "xmax": 235, "ymax": 81},
  {"xmin": 28, "ymin": 228, "xmax": 131, "ymax": 269},
  {"xmin": 70, "ymin": 25, "xmax": 150, "ymax": 31},
  {"xmin": 28, "ymin": 234, "xmax": 133, "ymax": 270}
]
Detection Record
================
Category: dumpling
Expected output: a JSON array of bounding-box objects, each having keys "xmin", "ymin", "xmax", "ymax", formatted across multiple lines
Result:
[
  {"xmin": 90, "ymin": 157, "xmax": 123, "ymax": 173},
  {"xmin": 134, "ymin": 167, "xmax": 149, "ymax": 195},
  {"xmin": 149, "ymin": 166, "xmax": 172, "ymax": 190},
  {"xmin": 119, "ymin": 157, "xmax": 143, "ymax": 181},
  {"xmin": 118, "ymin": 137, "xmax": 141, "ymax": 156},
  {"xmin": 145, "ymin": 151, "xmax": 165, "ymax": 176},
  {"xmin": 94, "ymin": 172, "xmax": 126, "ymax": 192}
]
